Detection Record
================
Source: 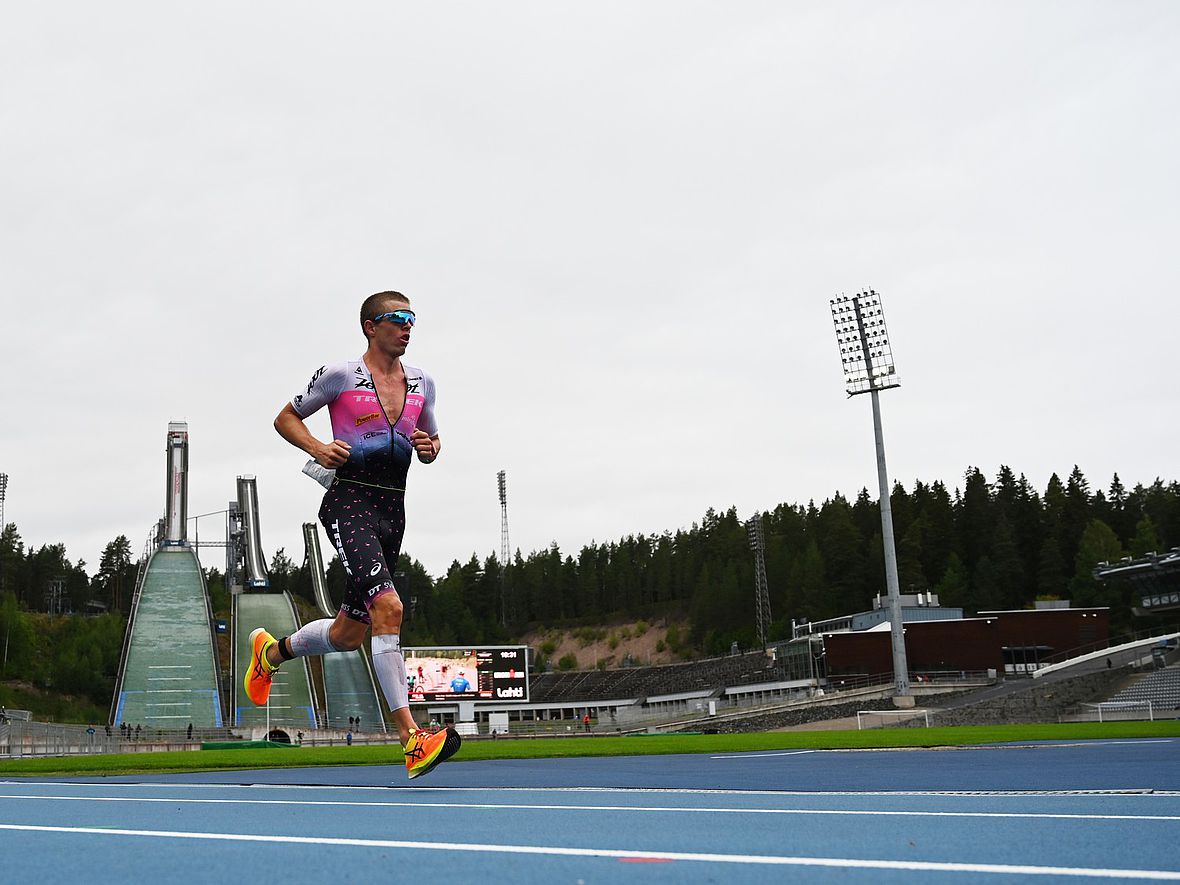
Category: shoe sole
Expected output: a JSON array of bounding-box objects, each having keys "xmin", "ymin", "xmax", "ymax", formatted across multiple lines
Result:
[
  {"xmin": 407, "ymin": 727, "xmax": 462, "ymax": 780},
  {"xmin": 244, "ymin": 628, "xmax": 273, "ymax": 706}
]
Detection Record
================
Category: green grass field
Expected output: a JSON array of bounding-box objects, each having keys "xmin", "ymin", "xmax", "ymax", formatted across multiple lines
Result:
[{"xmin": 2, "ymin": 720, "xmax": 1178, "ymax": 778}]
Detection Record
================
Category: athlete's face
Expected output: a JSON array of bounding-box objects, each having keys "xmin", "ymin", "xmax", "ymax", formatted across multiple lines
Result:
[{"xmin": 367, "ymin": 302, "xmax": 413, "ymax": 356}]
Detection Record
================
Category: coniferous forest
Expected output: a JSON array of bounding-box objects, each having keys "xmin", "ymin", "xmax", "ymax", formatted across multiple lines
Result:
[
  {"xmin": 2, "ymin": 466, "xmax": 1179, "ymax": 694},
  {"xmin": 280, "ymin": 466, "xmax": 1180, "ymax": 656}
]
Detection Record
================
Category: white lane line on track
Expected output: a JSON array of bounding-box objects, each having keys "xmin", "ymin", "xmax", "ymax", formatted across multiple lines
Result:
[
  {"xmin": 1, "ymin": 823, "xmax": 1178, "ymax": 879},
  {"xmin": 1, "ymin": 793, "xmax": 1178, "ymax": 821},
  {"xmin": 711, "ymin": 751, "xmax": 816, "ymax": 759},
  {"xmin": 6, "ymin": 782, "xmax": 1177, "ymax": 798},
  {"xmin": 1082, "ymin": 740, "xmax": 1175, "ymax": 746}
]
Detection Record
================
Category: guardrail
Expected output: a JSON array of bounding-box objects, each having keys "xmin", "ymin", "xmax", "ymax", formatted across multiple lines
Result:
[
  {"xmin": 108, "ymin": 527, "xmax": 158, "ymax": 725},
  {"xmin": 1040, "ymin": 624, "xmax": 1180, "ymax": 668},
  {"xmin": 0, "ymin": 720, "xmax": 240, "ymax": 758}
]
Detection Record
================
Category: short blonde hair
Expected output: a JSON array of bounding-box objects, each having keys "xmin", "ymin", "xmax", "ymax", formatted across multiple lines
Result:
[{"xmin": 359, "ymin": 291, "xmax": 411, "ymax": 339}]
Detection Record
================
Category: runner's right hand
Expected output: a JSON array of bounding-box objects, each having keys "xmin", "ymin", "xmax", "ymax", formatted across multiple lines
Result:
[{"xmin": 315, "ymin": 440, "xmax": 351, "ymax": 468}]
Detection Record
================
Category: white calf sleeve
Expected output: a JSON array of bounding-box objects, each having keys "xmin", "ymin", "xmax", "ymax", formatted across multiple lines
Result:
[
  {"xmin": 287, "ymin": 619, "xmax": 341, "ymax": 657},
  {"xmin": 371, "ymin": 633, "xmax": 409, "ymax": 713}
]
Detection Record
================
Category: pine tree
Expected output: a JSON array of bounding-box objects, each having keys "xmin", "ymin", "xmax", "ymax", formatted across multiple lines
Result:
[
  {"xmin": 934, "ymin": 552, "xmax": 969, "ymax": 608},
  {"xmin": 817, "ymin": 494, "xmax": 866, "ymax": 615},
  {"xmin": 916, "ymin": 480, "xmax": 956, "ymax": 587},
  {"xmin": 971, "ymin": 555, "xmax": 1000, "ymax": 613},
  {"xmin": 1036, "ymin": 536, "xmax": 1067, "ymax": 600},
  {"xmin": 268, "ymin": 548, "xmax": 297, "ymax": 596},
  {"xmin": 98, "ymin": 535, "xmax": 133, "ymax": 613},
  {"xmin": 989, "ymin": 513, "xmax": 1026, "ymax": 609},
  {"xmin": 790, "ymin": 539, "xmax": 827, "ymax": 622},
  {"xmin": 958, "ymin": 467, "xmax": 993, "ymax": 572},
  {"xmin": 1069, "ymin": 519, "xmax": 1125, "ymax": 609},
  {"xmin": 1129, "ymin": 515, "xmax": 1162, "ymax": 558},
  {"xmin": 0, "ymin": 524, "xmax": 23, "ymax": 600},
  {"xmin": 1061, "ymin": 466, "xmax": 1093, "ymax": 566}
]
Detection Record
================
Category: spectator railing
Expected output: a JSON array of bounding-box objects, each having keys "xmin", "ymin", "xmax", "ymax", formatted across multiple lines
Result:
[{"xmin": 107, "ymin": 526, "xmax": 158, "ymax": 725}]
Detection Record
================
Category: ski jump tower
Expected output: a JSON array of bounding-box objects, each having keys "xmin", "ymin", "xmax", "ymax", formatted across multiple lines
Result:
[
  {"xmin": 111, "ymin": 421, "xmax": 223, "ymax": 727},
  {"xmin": 163, "ymin": 422, "xmax": 189, "ymax": 546},
  {"xmin": 228, "ymin": 476, "xmax": 269, "ymax": 592}
]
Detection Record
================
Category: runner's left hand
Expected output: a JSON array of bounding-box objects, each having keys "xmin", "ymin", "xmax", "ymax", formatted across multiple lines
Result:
[{"xmin": 411, "ymin": 430, "xmax": 437, "ymax": 463}]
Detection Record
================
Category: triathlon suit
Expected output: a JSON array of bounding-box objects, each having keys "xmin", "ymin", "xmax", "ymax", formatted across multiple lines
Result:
[{"xmin": 291, "ymin": 358, "xmax": 438, "ymax": 623}]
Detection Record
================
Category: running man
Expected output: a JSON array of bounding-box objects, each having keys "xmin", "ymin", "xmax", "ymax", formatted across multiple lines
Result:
[{"xmin": 244, "ymin": 290, "xmax": 460, "ymax": 779}]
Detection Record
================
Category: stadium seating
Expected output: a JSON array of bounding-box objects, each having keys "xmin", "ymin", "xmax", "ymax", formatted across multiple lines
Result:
[
  {"xmin": 530, "ymin": 651, "xmax": 782, "ymax": 704},
  {"xmin": 1105, "ymin": 667, "xmax": 1180, "ymax": 709}
]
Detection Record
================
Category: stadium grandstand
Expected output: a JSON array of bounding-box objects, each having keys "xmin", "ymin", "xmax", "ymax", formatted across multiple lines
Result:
[
  {"xmin": 1103, "ymin": 662, "xmax": 1180, "ymax": 710},
  {"xmin": 1094, "ymin": 548, "xmax": 1180, "ymax": 616}
]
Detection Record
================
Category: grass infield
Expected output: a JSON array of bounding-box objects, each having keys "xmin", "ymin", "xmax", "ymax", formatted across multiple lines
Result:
[{"xmin": 1, "ymin": 720, "xmax": 1177, "ymax": 777}]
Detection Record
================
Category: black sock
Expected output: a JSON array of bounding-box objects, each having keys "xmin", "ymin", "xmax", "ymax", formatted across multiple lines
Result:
[{"xmin": 277, "ymin": 637, "xmax": 295, "ymax": 661}]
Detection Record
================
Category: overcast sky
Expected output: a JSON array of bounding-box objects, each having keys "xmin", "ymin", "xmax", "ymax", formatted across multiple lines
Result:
[{"xmin": 2, "ymin": 2, "xmax": 1177, "ymax": 581}]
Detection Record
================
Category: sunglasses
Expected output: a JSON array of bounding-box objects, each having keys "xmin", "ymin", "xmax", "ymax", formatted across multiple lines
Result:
[{"xmin": 372, "ymin": 309, "xmax": 416, "ymax": 327}]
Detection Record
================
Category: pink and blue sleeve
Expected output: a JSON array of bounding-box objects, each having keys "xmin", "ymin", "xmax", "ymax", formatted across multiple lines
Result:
[{"xmin": 291, "ymin": 363, "xmax": 348, "ymax": 418}]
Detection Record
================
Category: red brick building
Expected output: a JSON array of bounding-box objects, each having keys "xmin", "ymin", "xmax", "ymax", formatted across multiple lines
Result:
[{"xmin": 823, "ymin": 607, "xmax": 1108, "ymax": 677}]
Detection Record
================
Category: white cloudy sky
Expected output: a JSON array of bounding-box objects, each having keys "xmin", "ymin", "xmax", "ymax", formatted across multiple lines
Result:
[{"xmin": 2, "ymin": 2, "xmax": 1177, "ymax": 580}]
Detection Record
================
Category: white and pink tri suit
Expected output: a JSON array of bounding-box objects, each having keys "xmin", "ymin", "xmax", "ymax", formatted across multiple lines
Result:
[
  {"xmin": 290, "ymin": 358, "xmax": 438, "ymax": 623},
  {"xmin": 292, "ymin": 358, "xmax": 438, "ymax": 491}
]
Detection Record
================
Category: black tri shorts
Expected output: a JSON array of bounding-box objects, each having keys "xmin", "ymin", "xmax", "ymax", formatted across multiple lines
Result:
[{"xmin": 318, "ymin": 480, "xmax": 406, "ymax": 624}]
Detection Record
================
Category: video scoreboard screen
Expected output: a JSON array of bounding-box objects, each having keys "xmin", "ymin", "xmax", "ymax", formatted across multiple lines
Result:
[{"xmin": 402, "ymin": 646, "xmax": 529, "ymax": 703}]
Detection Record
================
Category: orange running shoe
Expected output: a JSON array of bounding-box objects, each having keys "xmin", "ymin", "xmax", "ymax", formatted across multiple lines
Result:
[
  {"xmin": 244, "ymin": 628, "xmax": 278, "ymax": 705},
  {"xmin": 403, "ymin": 726, "xmax": 462, "ymax": 780}
]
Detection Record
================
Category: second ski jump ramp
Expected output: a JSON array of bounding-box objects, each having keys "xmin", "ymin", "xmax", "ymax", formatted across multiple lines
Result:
[
  {"xmin": 234, "ymin": 592, "xmax": 316, "ymax": 729},
  {"xmin": 322, "ymin": 649, "xmax": 384, "ymax": 730}
]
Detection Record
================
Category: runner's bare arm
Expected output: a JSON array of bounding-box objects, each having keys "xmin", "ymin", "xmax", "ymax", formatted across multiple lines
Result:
[{"xmin": 274, "ymin": 403, "xmax": 351, "ymax": 468}]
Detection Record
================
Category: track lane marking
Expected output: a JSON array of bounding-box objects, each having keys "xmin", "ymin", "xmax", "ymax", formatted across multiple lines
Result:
[
  {"xmin": 1, "ymin": 793, "xmax": 1178, "ymax": 821},
  {"xmin": 5, "ymin": 782, "xmax": 1176, "ymax": 798},
  {"xmin": 0, "ymin": 823, "xmax": 1178, "ymax": 878},
  {"xmin": 711, "ymin": 751, "xmax": 816, "ymax": 759}
]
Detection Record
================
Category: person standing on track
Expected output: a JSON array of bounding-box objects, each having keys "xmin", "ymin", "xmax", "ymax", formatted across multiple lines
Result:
[{"xmin": 243, "ymin": 290, "xmax": 460, "ymax": 780}]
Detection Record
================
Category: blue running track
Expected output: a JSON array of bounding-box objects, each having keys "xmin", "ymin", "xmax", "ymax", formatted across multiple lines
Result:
[{"xmin": 1, "ymin": 738, "xmax": 1178, "ymax": 883}]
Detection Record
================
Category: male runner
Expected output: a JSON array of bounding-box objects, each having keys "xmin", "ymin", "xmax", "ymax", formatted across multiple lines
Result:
[
  {"xmin": 244, "ymin": 290, "xmax": 460, "ymax": 779},
  {"xmin": 449, "ymin": 671, "xmax": 470, "ymax": 693}
]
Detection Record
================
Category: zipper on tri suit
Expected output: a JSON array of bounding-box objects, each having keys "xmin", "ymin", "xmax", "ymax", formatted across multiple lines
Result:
[{"xmin": 366, "ymin": 361, "xmax": 409, "ymax": 467}]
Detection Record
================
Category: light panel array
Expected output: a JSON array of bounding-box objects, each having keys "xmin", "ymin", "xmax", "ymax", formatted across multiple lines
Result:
[{"xmin": 830, "ymin": 289, "xmax": 900, "ymax": 396}]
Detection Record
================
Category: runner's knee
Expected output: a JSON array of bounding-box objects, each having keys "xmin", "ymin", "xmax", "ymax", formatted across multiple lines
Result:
[{"xmin": 370, "ymin": 592, "xmax": 403, "ymax": 629}]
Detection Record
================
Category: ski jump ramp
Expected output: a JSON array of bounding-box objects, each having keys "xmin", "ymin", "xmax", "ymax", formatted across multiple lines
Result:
[
  {"xmin": 112, "ymin": 424, "xmax": 223, "ymax": 728},
  {"xmin": 233, "ymin": 591, "xmax": 317, "ymax": 730},
  {"xmin": 113, "ymin": 547, "xmax": 223, "ymax": 728}
]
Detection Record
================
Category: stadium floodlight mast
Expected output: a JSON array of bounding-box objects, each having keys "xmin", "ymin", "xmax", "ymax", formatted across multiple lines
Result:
[
  {"xmin": 746, "ymin": 512, "xmax": 773, "ymax": 650},
  {"xmin": 0, "ymin": 474, "xmax": 6, "ymax": 594},
  {"xmin": 497, "ymin": 470, "xmax": 509, "ymax": 626},
  {"xmin": 830, "ymin": 289, "xmax": 913, "ymax": 705}
]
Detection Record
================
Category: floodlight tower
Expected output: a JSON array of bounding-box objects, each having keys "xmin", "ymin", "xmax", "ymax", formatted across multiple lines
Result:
[
  {"xmin": 0, "ymin": 473, "xmax": 8, "ymax": 595},
  {"xmin": 497, "ymin": 470, "xmax": 510, "ymax": 626},
  {"xmin": 746, "ymin": 512, "xmax": 773, "ymax": 649},
  {"xmin": 830, "ymin": 289, "xmax": 912, "ymax": 704}
]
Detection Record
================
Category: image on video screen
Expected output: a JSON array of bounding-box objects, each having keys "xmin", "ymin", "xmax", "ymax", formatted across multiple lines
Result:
[{"xmin": 402, "ymin": 646, "xmax": 529, "ymax": 702}]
